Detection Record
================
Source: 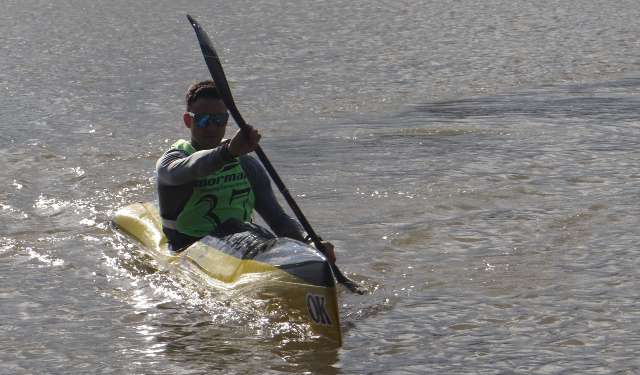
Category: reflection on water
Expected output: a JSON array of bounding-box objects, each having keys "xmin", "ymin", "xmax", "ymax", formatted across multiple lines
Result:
[
  {"xmin": 103, "ymin": 227, "xmax": 355, "ymax": 372},
  {"xmin": 107, "ymin": 250, "xmax": 345, "ymax": 373}
]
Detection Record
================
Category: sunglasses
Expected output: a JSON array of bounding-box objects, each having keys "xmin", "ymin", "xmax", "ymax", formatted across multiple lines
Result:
[{"xmin": 187, "ymin": 111, "xmax": 230, "ymax": 128}]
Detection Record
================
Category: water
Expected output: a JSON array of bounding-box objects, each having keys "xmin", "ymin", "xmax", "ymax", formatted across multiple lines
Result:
[{"xmin": 2, "ymin": 0, "xmax": 640, "ymax": 373}]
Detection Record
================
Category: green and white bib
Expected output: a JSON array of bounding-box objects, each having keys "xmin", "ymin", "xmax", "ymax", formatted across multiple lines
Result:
[{"xmin": 171, "ymin": 139, "xmax": 256, "ymax": 237}]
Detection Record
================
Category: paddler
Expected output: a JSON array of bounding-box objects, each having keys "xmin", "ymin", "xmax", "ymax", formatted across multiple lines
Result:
[{"xmin": 156, "ymin": 80, "xmax": 336, "ymax": 262}]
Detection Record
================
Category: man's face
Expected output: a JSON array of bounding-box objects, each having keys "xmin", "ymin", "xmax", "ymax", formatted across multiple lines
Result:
[{"xmin": 186, "ymin": 98, "xmax": 229, "ymax": 149}]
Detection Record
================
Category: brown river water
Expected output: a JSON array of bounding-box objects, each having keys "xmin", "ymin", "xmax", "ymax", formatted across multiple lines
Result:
[{"xmin": 2, "ymin": 0, "xmax": 640, "ymax": 373}]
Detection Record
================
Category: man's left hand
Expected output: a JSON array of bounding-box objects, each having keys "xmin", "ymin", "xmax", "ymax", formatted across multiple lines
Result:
[{"xmin": 315, "ymin": 240, "xmax": 336, "ymax": 264}]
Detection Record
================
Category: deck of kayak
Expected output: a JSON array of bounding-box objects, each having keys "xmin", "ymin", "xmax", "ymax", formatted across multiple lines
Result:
[{"xmin": 112, "ymin": 202, "xmax": 342, "ymax": 345}]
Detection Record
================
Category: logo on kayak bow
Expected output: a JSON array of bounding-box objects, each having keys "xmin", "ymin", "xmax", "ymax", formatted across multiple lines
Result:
[{"xmin": 306, "ymin": 293, "xmax": 332, "ymax": 326}]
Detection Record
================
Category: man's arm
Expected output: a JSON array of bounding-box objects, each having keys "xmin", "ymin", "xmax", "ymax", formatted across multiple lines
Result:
[
  {"xmin": 239, "ymin": 155, "xmax": 307, "ymax": 241},
  {"xmin": 156, "ymin": 144, "xmax": 234, "ymax": 186},
  {"xmin": 241, "ymin": 155, "xmax": 337, "ymax": 262}
]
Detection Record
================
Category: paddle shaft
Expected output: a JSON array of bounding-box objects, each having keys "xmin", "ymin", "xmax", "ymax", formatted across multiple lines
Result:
[
  {"xmin": 230, "ymin": 106, "xmax": 361, "ymax": 290},
  {"xmin": 187, "ymin": 14, "xmax": 362, "ymax": 293},
  {"xmin": 226, "ymin": 107, "xmax": 325, "ymax": 247},
  {"xmin": 227, "ymin": 93, "xmax": 363, "ymax": 292}
]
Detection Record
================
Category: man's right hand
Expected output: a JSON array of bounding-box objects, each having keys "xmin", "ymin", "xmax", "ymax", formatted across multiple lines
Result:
[{"xmin": 228, "ymin": 124, "xmax": 261, "ymax": 156}]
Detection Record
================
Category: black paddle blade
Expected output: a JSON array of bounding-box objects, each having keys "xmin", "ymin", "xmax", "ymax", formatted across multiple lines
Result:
[{"xmin": 186, "ymin": 14, "xmax": 244, "ymax": 125}]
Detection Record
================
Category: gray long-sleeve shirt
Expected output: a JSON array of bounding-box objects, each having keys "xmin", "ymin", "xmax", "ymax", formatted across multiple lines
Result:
[{"xmin": 156, "ymin": 140, "xmax": 305, "ymax": 248}]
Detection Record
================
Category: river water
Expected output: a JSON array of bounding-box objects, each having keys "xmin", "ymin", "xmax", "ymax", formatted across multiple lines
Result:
[{"xmin": 2, "ymin": 0, "xmax": 640, "ymax": 373}]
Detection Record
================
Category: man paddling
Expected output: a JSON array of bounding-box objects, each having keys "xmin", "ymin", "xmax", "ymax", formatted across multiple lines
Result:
[{"xmin": 156, "ymin": 80, "xmax": 336, "ymax": 261}]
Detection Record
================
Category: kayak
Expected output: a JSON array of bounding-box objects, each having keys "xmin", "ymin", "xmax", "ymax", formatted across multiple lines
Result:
[{"xmin": 112, "ymin": 202, "xmax": 342, "ymax": 345}]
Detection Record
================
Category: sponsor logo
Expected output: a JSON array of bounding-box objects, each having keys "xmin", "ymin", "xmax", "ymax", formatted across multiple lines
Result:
[
  {"xmin": 306, "ymin": 293, "xmax": 332, "ymax": 326},
  {"xmin": 195, "ymin": 172, "xmax": 246, "ymax": 188}
]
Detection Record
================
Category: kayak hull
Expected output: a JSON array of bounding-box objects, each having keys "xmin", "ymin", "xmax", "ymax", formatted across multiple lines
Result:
[{"xmin": 112, "ymin": 202, "xmax": 342, "ymax": 344}]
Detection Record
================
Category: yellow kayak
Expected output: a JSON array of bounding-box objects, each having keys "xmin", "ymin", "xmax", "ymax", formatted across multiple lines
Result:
[{"xmin": 112, "ymin": 202, "xmax": 342, "ymax": 345}]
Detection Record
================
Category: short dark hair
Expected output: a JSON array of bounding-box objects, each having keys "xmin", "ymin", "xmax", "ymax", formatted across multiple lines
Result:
[{"xmin": 185, "ymin": 80, "xmax": 221, "ymax": 110}]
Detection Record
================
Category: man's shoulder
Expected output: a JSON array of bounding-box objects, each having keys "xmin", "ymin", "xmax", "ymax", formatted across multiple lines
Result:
[
  {"xmin": 164, "ymin": 147, "xmax": 190, "ymax": 156},
  {"xmin": 162, "ymin": 139, "xmax": 193, "ymax": 156},
  {"xmin": 156, "ymin": 147, "xmax": 189, "ymax": 168}
]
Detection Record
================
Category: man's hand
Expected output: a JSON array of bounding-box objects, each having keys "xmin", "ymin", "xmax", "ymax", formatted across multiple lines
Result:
[
  {"xmin": 229, "ymin": 125, "xmax": 261, "ymax": 156},
  {"xmin": 315, "ymin": 240, "xmax": 336, "ymax": 264}
]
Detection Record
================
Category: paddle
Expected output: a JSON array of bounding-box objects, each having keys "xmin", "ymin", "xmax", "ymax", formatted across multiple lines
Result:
[{"xmin": 186, "ymin": 14, "xmax": 364, "ymax": 294}]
